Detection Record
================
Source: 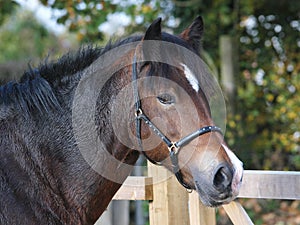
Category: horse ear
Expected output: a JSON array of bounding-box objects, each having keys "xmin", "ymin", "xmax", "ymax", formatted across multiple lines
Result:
[
  {"xmin": 180, "ymin": 16, "xmax": 204, "ymax": 51},
  {"xmin": 140, "ymin": 18, "xmax": 162, "ymax": 62},
  {"xmin": 143, "ymin": 18, "xmax": 162, "ymax": 40}
]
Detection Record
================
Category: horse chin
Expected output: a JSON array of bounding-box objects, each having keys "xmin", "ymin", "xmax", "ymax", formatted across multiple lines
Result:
[{"xmin": 194, "ymin": 180, "xmax": 236, "ymax": 207}]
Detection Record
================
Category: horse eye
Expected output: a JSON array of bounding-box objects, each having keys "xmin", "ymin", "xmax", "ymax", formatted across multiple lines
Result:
[{"xmin": 157, "ymin": 93, "xmax": 174, "ymax": 105}]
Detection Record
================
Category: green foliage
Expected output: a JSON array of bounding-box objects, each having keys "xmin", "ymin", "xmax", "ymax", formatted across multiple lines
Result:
[
  {"xmin": 40, "ymin": 0, "xmax": 118, "ymax": 42},
  {"xmin": 228, "ymin": 1, "xmax": 300, "ymax": 170},
  {"xmin": 40, "ymin": 0, "xmax": 165, "ymax": 42},
  {"xmin": 0, "ymin": 8, "xmax": 77, "ymax": 83},
  {"xmin": 0, "ymin": 0, "xmax": 18, "ymax": 26},
  {"xmin": 173, "ymin": 0, "xmax": 239, "ymax": 64},
  {"xmin": 0, "ymin": 10, "xmax": 62, "ymax": 63}
]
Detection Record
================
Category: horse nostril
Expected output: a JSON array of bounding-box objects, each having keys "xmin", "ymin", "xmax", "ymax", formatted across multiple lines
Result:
[{"xmin": 213, "ymin": 165, "xmax": 233, "ymax": 190}]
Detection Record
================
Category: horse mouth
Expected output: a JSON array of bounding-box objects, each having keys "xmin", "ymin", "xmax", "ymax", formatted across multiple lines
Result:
[{"xmin": 195, "ymin": 180, "xmax": 237, "ymax": 207}]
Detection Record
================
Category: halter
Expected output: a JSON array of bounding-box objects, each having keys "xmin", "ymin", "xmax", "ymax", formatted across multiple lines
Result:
[{"xmin": 132, "ymin": 54, "xmax": 223, "ymax": 189}]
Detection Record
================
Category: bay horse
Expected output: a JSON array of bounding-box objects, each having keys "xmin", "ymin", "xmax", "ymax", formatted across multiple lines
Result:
[{"xmin": 0, "ymin": 16, "xmax": 243, "ymax": 225}]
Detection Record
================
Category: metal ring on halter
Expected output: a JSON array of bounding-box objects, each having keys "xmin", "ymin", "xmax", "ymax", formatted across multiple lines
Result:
[
  {"xmin": 168, "ymin": 142, "xmax": 179, "ymax": 155},
  {"xmin": 135, "ymin": 108, "xmax": 143, "ymax": 117}
]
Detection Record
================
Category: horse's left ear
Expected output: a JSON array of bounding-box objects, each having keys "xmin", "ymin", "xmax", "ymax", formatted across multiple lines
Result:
[
  {"xmin": 180, "ymin": 16, "xmax": 204, "ymax": 51},
  {"xmin": 143, "ymin": 18, "xmax": 162, "ymax": 40},
  {"xmin": 140, "ymin": 18, "xmax": 162, "ymax": 61}
]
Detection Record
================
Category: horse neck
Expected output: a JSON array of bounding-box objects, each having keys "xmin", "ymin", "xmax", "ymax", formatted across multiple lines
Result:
[
  {"xmin": 0, "ymin": 46, "xmax": 140, "ymax": 224},
  {"xmin": 2, "ymin": 68, "xmax": 138, "ymax": 224},
  {"xmin": 49, "ymin": 59, "xmax": 139, "ymax": 223}
]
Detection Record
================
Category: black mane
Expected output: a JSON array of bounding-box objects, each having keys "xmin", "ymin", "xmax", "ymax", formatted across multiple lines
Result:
[{"xmin": 35, "ymin": 35, "xmax": 143, "ymax": 84}]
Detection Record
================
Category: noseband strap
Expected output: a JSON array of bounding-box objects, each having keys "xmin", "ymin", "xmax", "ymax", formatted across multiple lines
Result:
[{"xmin": 132, "ymin": 54, "xmax": 223, "ymax": 189}]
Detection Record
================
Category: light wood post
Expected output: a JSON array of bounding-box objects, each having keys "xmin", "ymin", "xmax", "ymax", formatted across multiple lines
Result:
[
  {"xmin": 220, "ymin": 35, "xmax": 238, "ymax": 114},
  {"xmin": 148, "ymin": 163, "xmax": 190, "ymax": 225},
  {"xmin": 188, "ymin": 191, "xmax": 216, "ymax": 225},
  {"xmin": 223, "ymin": 201, "xmax": 254, "ymax": 225}
]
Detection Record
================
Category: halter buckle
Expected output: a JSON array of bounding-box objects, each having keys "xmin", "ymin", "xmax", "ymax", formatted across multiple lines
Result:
[
  {"xmin": 168, "ymin": 142, "xmax": 179, "ymax": 155},
  {"xmin": 135, "ymin": 108, "xmax": 143, "ymax": 118}
]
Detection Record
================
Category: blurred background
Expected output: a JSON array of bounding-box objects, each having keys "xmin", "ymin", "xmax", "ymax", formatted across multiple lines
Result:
[{"xmin": 0, "ymin": 0, "xmax": 299, "ymax": 224}]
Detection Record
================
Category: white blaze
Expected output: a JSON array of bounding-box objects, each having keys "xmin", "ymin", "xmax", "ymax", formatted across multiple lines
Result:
[
  {"xmin": 180, "ymin": 63, "xmax": 199, "ymax": 92},
  {"xmin": 222, "ymin": 144, "xmax": 244, "ymax": 193}
]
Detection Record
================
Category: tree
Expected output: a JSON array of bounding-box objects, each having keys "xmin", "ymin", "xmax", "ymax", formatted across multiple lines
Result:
[
  {"xmin": 40, "ymin": 0, "xmax": 166, "ymax": 43},
  {"xmin": 0, "ymin": 0, "xmax": 18, "ymax": 26},
  {"xmin": 0, "ymin": 8, "xmax": 76, "ymax": 82},
  {"xmin": 230, "ymin": 0, "xmax": 300, "ymax": 170},
  {"xmin": 0, "ymin": 11, "xmax": 57, "ymax": 63}
]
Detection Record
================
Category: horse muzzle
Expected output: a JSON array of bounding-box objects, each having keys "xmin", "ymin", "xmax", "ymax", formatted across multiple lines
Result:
[
  {"xmin": 195, "ymin": 164, "xmax": 243, "ymax": 207},
  {"xmin": 193, "ymin": 146, "xmax": 244, "ymax": 207}
]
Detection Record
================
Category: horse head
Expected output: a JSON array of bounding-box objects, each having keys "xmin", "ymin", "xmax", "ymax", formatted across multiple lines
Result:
[{"xmin": 131, "ymin": 17, "xmax": 243, "ymax": 207}]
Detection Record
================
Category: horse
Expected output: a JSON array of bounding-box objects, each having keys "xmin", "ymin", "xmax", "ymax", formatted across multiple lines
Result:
[{"xmin": 0, "ymin": 16, "xmax": 243, "ymax": 225}]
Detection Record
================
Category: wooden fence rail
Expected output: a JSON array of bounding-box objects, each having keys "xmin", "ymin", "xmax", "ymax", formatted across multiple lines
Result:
[{"xmin": 112, "ymin": 168, "xmax": 300, "ymax": 225}]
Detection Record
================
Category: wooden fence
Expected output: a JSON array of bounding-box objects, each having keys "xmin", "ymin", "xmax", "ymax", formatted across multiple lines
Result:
[{"xmin": 112, "ymin": 164, "xmax": 300, "ymax": 225}]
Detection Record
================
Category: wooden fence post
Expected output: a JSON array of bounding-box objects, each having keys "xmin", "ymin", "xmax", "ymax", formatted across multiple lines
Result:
[
  {"xmin": 223, "ymin": 201, "xmax": 254, "ymax": 225},
  {"xmin": 188, "ymin": 192, "xmax": 216, "ymax": 225},
  {"xmin": 148, "ymin": 163, "xmax": 190, "ymax": 225},
  {"xmin": 220, "ymin": 35, "xmax": 238, "ymax": 114}
]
